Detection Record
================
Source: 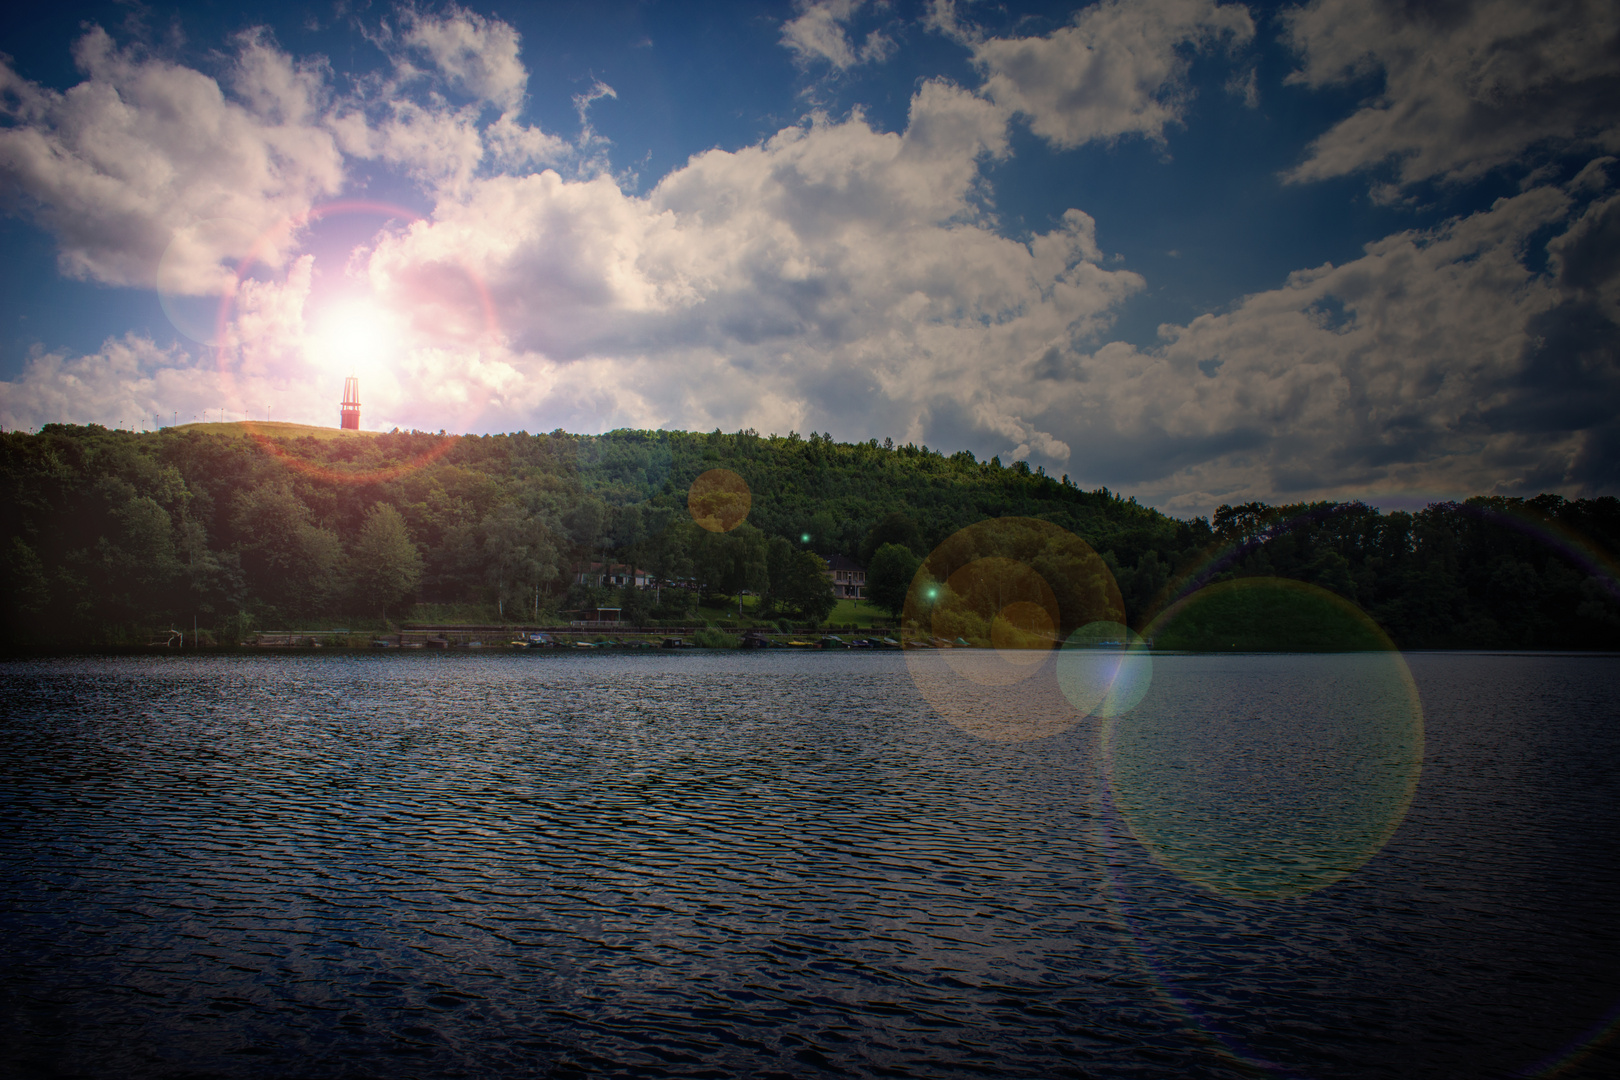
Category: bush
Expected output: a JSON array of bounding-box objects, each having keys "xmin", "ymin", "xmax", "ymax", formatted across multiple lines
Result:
[
  {"xmin": 618, "ymin": 585, "xmax": 654, "ymax": 625},
  {"xmin": 219, "ymin": 611, "xmax": 255, "ymax": 645},
  {"xmin": 653, "ymin": 588, "xmax": 698, "ymax": 620},
  {"xmin": 689, "ymin": 627, "xmax": 738, "ymax": 649}
]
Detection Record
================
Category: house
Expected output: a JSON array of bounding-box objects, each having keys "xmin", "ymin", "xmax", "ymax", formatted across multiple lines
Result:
[
  {"xmin": 572, "ymin": 561, "xmax": 652, "ymax": 588},
  {"xmin": 825, "ymin": 554, "xmax": 866, "ymax": 600}
]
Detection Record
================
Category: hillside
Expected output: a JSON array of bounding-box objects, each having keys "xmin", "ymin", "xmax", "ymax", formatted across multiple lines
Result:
[
  {"xmin": 1, "ymin": 422, "xmax": 1616, "ymax": 649},
  {"xmin": 170, "ymin": 420, "xmax": 380, "ymax": 440}
]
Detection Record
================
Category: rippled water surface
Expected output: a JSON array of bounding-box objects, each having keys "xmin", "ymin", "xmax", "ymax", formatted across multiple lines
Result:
[{"xmin": 2, "ymin": 651, "xmax": 1617, "ymax": 1079}]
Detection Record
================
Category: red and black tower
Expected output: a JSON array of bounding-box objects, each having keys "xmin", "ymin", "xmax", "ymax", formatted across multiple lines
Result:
[{"xmin": 340, "ymin": 377, "xmax": 360, "ymax": 430}]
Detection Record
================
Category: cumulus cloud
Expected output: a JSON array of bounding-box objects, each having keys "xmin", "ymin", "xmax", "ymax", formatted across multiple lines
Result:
[
  {"xmin": 2, "ymin": 73, "xmax": 1142, "ymax": 460},
  {"xmin": 962, "ymin": 0, "xmax": 1254, "ymax": 149},
  {"xmin": 781, "ymin": 0, "xmax": 896, "ymax": 71},
  {"xmin": 333, "ymin": 6, "xmax": 568, "ymax": 187},
  {"xmin": 346, "ymin": 78, "xmax": 1133, "ymax": 449},
  {"xmin": 0, "ymin": 335, "xmax": 202, "ymax": 431},
  {"xmin": 1284, "ymin": 0, "xmax": 1620, "ymax": 187},
  {"xmin": 0, "ymin": 13, "xmax": 573, "ymax": 291},
  {"xmin": 0, "ymin": 27, "xmax": 344, "ymax": 293},
  {"xmin": 398, "ymin": 2, "xmax": 528, "ymax": 112},
  {"xmin": 373, "ymin": 99, "xmax": 489, "ymax": 192},
  {"xmin": 1046, "ymin": 174, "xmax": 1620, "ymax": 511}
]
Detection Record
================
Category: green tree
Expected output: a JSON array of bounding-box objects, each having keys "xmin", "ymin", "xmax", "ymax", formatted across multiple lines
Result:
[
  {"xmin": 691, "ymin": 523, "xmax": 768, "ymax": 603},
  {"xmin": 230, "ymin": 483, "xmax": 346, "ymax": 618},
  {"xmin": 352, "ymin": 503, "xmax": 425, "ymax": 623},
  {"xmin": 778, "ymin": 549, "xmax": 836, "ymax": 625},
  {"xmin": 860, "ymin": 512, "xmax": 924, "ymax": 564},
  {"xmin": 761, "ymin": 534, "xmax": 795, "ymax": 613},
  {"xmin": 480, "ymin": 502, "xmax": 558, "ymax": 621},
  {"xmin": 618, "ymin": 583, "xmax": 654, "ymax": 625},
  {"xmin": 866, "ymin": 542, "xmax": 922, "ymax": 618},
  {"xmin": 644, "ymin": 516, "xmax": 694, "ymax": 603},
  {"xmin": 101, "ymin": 494, "xmax": 183, "ymax": 620},
  {"xmin": 2, "ymin": 537, "xmax": 51, "ymax": 638}
]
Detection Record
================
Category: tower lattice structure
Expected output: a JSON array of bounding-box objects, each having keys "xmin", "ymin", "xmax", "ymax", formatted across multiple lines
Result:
[{"xmin": 340, "ymin": 377, "xmax": 361, "ymax": 430}]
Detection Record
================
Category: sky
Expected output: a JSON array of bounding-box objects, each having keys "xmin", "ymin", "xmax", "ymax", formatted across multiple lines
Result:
[{"xmin": 0, "ymin": 0, "xmax": 1616, "ymax": 516}]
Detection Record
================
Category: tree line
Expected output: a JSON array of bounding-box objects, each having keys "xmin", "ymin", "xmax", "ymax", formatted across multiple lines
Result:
[{"xmin": 1, "ymin": 422, "xmax": 1616, "ymax": 649}]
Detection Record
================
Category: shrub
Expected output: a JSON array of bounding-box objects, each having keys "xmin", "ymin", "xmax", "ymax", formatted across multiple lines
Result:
[
  {"xmin": 219, "ymin": 611, "xmax": 255, "ymax": 645},
  {"xmin": 689, "ymin": 627, "xmax": 738, "ymax": 649}
]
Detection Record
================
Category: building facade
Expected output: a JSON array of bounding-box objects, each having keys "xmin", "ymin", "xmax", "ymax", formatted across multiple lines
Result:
[
  {"xmin": 572, "ymin": 561, "xmax": 653, "ymax": 588},
  {"xmin": 825, "ymin": 554, "xmax": 865, "ymax": 600}
]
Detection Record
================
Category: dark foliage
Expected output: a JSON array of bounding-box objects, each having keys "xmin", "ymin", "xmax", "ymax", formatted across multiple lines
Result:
[{"xmin": 2, "ymin": 423, "xmax": 1616, "ymax": 648}]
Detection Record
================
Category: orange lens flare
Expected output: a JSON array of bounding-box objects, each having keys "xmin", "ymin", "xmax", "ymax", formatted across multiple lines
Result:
[
  {"xmin": 688, "ymin": 469, "xmax": 752, "ymax": 532},
  {"xmin": 902, "ymin": 517, "xmax": 1125, "ymax": 742}
]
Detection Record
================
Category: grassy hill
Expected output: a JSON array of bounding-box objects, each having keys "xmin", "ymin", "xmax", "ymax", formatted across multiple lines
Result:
[{"xmin": 171, "ymin": 421, "xmax": 379, "ymax": 439}]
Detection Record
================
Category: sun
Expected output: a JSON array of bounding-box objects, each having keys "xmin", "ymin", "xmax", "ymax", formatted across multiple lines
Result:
[{"xmin": 307, "ymin": 297, "xmax": 404, "ymax": 379}]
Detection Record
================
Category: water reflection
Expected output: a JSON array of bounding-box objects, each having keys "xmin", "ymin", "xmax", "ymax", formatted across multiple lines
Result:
[
  {"xmin": 0, "ymin": 652, "xmax": 1614, "ymax": 1080},
  {"xmin": 1109, "ymin": 581, "xmax": 1425, "ymax": 900}
]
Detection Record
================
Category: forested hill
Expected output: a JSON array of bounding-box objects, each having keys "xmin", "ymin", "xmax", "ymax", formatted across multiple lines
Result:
[{"xmin": 2, "ymin": 422, "xmax": 1618, "ymax": 650}]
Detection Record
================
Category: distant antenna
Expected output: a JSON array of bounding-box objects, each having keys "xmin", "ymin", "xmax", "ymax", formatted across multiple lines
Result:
[{"xmin": 341, "ymin": 377, "xmax": 361, "ymax": 430}]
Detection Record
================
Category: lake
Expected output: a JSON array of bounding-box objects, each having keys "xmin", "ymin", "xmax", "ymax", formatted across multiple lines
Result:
[{"xmin": 1, "ymin": 650, "xmax": 1617, "ymax": 1079}]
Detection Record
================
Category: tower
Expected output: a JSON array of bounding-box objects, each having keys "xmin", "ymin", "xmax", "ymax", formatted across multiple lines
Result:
[{"xmin": 340, "ymin": 376, "xmax": 360, "ymax": 430}]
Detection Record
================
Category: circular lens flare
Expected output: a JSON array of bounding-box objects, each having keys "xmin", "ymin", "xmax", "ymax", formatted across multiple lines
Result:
[
  {"xmin": 902, "ymin": 517, "xmax": 1125, "ymax": 742},
  {"xmin": 1057, "ymin": 621, "xmax": 1153, "ymax": 718},
  {"xmin": 157, "ymin": 217, "xmax": 258, "ymax": 346},
  {"xmin": 689, "ymin": 469, "xmax": 752, "ymax": 532},
  {"xmin": 1106, "ymin": 578, "xmax": 1424, "ymax": 899}
]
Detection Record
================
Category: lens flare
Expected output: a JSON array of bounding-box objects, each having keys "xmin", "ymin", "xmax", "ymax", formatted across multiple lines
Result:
[
  {"xmin": 157, "ymin": 217, "xmax": 258, "ymax": 346},
  {"xmin": 1105, "ymin": 578, "xmax": 1424, "ymax": 899},
  {"xmin": 1057, "ymin": 622, "xmax": 1153, "ymax": 718},
  {"xmin": 688, "ymin": 469, "xmax": 752, "ymax": 532},
  {"xmin": 902, "ymin": 517, "xmax": 1125, "ymax": 742},
  {"xmin": 207, "ymin": 201, "xmax": 496, "ymax": 485}
]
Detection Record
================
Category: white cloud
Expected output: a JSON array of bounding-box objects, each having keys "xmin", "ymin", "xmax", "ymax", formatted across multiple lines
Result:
[
  {"xmin": 0, "ymin": 27, "xmax": 344, "ymax": 293},
  {"xmin": 1045, "ymin": 179, "xmax": 1620, "ymax": 510},
  {"xmin": 337, "ymin": 78, "xmax": 1134, "ymax": 450},
  {"xmin": 2, "ymin": 75, "xmax": 1144, "ymax": 459},
  {"xmin": 0, "ymin": 335, "xmax": 200, "ymax": 431},
  {"xmin": 398, "ymin": 2, "xmax": 528, "ymax": 112},
  {"xmin": 1284, "ymin": 0, "xmax": 1620, "ymax": 187},
  {"xmin": 484, "ymin": 111, "xmax": 570, "ymax": 172},
  {"xmin": 334, "ymin": 7, "xmax": 570, "ymax": 187},
  {"xmin": 374, "ymin": 99, "xmax": 488, "ymax": 192},
  {"xmin": 965, "ymin": 0, "xmax": 1254, "ymax": 149},
  {"xmin": 781, "ymin": 0, "xmax": 896, "ymax": 71},
  {"xmin": 0, "ymin": 14, "xmax": 575, "ymax": 287}
]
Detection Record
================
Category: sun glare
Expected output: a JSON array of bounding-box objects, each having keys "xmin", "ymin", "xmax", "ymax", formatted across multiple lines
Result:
[{"xmin": 308, "ymin": 298, "xmax": 403, "ymax": 379}]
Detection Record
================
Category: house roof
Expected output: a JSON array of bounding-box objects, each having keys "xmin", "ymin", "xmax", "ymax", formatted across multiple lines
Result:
[{"xmin": 826, "ymin": 554, "xmax": 865, "ymax": 572}]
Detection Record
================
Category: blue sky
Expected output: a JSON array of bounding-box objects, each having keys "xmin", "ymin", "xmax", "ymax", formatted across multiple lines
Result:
[{"xmin": 1, "ymin": 0, "xmax": 1616, "ymax": 514}]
